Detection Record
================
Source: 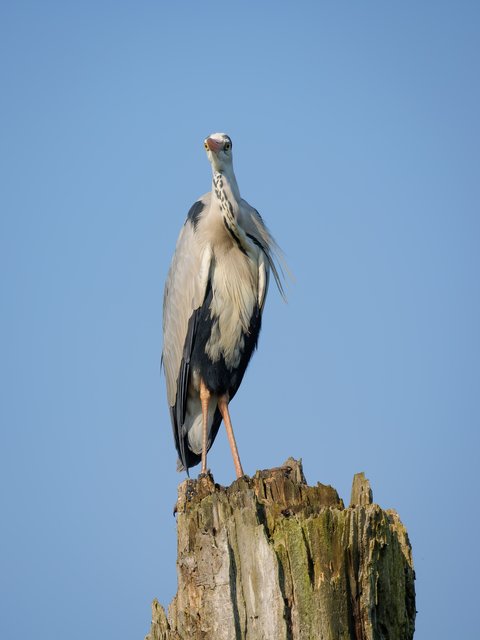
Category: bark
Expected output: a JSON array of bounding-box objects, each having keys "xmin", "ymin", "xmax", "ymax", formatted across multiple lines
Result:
[{"xmin": 145, "ymin": 459, "xmax": 415, "ymax": 640}]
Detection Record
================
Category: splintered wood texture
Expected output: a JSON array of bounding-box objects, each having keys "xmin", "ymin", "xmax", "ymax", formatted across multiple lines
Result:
[{"xmin": 145, "ymin": 459, "xmax": 415, "ymax": 640}]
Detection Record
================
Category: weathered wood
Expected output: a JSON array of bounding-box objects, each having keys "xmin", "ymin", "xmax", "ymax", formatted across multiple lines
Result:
[{"xmin": 145, "ymin": 459, "xmax": 415, "ymax": 640}]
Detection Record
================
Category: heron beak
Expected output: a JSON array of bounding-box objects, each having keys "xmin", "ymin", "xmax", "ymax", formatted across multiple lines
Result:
[{"xmin": 205, "ymin": 138, "xmax": 221, "ymax": 153}]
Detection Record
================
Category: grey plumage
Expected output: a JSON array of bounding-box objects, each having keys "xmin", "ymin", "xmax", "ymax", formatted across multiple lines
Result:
[{"xmin": 162, "ymin": 133, "xmax": 285, "ymax": 476}]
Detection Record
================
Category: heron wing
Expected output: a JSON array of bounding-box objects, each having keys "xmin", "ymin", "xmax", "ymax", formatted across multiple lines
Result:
[{"xmin": 162, "ymin": 194, "xmax": 212, "ymax": 408}]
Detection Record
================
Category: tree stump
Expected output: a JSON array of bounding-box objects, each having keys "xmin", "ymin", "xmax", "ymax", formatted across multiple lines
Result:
[{"xmin": 145, "ymin": 459, "xmax": 415, "ymax": 640}]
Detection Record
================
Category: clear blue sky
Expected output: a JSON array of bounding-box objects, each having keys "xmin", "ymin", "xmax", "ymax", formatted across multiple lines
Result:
[{"xmin": 1, "ymin": 2, "xmax": 479, "ymax": 638}]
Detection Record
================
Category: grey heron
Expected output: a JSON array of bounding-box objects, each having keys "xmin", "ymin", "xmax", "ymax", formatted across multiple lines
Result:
[{"xmin": 162, "ymin": 133, "xmax": 285, "ymax": 478}]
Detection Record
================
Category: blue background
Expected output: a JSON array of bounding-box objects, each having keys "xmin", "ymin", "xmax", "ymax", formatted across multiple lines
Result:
[{"xmin": 1, "ymin": 2, "xmax": 479, "ymax": 638}]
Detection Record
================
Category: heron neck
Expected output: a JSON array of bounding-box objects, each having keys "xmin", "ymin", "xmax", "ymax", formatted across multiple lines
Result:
[
  {"xmin": 212, "ymin": 168, "xmax": 241, "ymax": 205},
  {"xmin": 212, "ymin": 168, "xmax": 250, "ymax": 254}
]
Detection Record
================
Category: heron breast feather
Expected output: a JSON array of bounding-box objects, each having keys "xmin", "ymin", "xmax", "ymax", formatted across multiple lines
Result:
[{"xmin": 205, "ymin": 251, "xmax": 258, "ymax": 369}]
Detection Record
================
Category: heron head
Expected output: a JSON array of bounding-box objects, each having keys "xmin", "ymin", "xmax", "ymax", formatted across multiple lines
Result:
[{"xmin": 204, "ymin": 133, "xmax": 233, "ymax": 173}]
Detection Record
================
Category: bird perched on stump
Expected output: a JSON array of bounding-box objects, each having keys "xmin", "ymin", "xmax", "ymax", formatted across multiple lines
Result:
[{"xmin": 162, "ymin": 133, "xmax": 285, "ymax": 478}]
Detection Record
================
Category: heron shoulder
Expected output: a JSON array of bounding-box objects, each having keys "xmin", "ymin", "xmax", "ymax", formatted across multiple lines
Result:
[{"xmin": 184, "ymin": 192, "xmax": 211, "ymax": 230}]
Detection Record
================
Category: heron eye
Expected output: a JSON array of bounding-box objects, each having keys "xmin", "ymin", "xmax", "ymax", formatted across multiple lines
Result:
[
  {"xmin": 224, "ymin": 142, "xmax": 231, "ymax": 151},
  {"xmin": 204, "ymin": 142, "xmax": 209, "ymax": 150}
]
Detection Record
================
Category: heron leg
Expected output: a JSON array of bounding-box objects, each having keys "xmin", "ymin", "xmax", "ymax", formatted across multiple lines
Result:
[
  {"xmin": 199, "ymin": 379, "xmax": 210, "ymax": 475},
  {"xmin": 217, "ymin": 395, "xmax": 244, "ymax": 479}
]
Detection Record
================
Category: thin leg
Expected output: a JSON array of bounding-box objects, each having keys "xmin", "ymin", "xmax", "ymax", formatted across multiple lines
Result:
[
  {"xmin": 199, "ymin": 379, "xmax": 210, "ymax": 474},
  {"xmin": 218, "ymin": 394, "xmax": 244, "ymax": 479}
]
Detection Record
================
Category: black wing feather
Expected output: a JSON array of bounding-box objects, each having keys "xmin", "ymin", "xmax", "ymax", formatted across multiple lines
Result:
[
  {"xmin": 170, "ymin": 307, "xmax": 198, "ymax": 473},
  {"xmin": 170, "ymin": 280, "xmax": 224, "ymax": 472}
]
